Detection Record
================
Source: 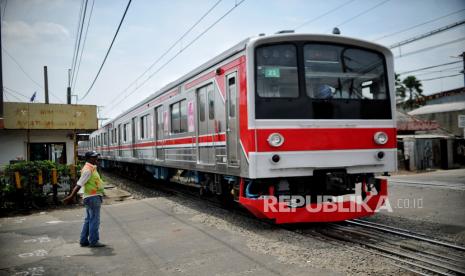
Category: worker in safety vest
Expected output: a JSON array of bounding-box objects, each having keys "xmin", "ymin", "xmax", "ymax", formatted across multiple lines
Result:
[{"xmin": 64, "ymin": 151, "xmax": 106, "ymax": 247}]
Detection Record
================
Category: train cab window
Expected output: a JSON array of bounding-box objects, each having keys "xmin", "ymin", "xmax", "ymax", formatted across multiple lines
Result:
[
  {"xmin": 304, "ymin": 44, "xmax": 387, "ymax": 101},
  {"xmin": 170, "ymin": 100, "xmax": 187, "ymax": 134},
  {"xmin": 256, "ymin": 44, "xmax": 298, "ymax": 98}
]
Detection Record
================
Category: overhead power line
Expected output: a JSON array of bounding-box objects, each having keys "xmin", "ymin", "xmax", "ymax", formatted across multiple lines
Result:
[
  {"xmin": 80, "ymin": 0, "xmax": 132, "ymax": 102},
  {"xmin": 72, "ymin": 0, "xmax": 95, "ymax": 91},
  {"xmin": 411, "ymin": 66, "xmax": 463, "ymax": 76},
  {"xmin": 70, "ymin": 0, "xmax": 89, "ymax": 87},
  {"xmin": 374, "ymin": 8, "xmax": 465, "ymax": 41},
  {"xmin": 104, "ymin": 0, "xmax": 246, "ymax": 115},
  {"xmin": 389, "ymin": 19, "xmax": 465, "ymax": 49},
  {"xmin": 294, "ymin": 0, "xmax": 355, "ymax": 30},
  {"xmin": 2, "ymin": 47, "xmax": 43, "ymax": 88},
  {"xmin": 4, "ymin": 86, "xmax": 29, "ymax": 99},
  {"xmin": 4, "ymin": 90, "xmax": 22, "ymax": 102},
  {"xmin": 326, "ymin": 0, "xmax": 391, "ymax": 32},
  {"xmin": 395, "ymin": 36, "xmax": 465, "ymax": 58},
  {"xmin": 106, "ymin": 0, "xmax": 223, "ymax": 109},
  {"xmin": 420, "ymin": 73, "xmax": 462, "ymax": 82},
  {"xmin": 2, "ymin": 47, "xmax": 63, "ymax": 103},
  {"xmin": 398, "ymin": 61, "xmax": 462, "ymax": 75}
]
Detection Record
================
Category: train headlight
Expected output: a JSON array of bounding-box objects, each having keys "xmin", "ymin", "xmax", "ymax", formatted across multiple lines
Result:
[
  {"xmin": 374, "ymin": 132, "xmax": 388, "ymax": 145},
  {"xmin": 267, "ymin": 133, "xmax": 284, "ymax": 147}
]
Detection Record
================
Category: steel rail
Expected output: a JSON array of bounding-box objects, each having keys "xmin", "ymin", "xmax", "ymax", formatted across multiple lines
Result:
[{"xmin": 347, "ymin": 220, "xmax": 465, "ymax": 252}]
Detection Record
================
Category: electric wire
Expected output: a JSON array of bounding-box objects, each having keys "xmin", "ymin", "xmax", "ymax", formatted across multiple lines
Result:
[
  {"xmin": 326, "ymin": 0, "xmax": 391, "ymax": 32},
  {"xmin": 70, "ymin": 0, "xmax": 89, "ymax": 87},
  {"xmin": 420, "ymin": 73, "xmax": 462, "ymax": 82},
  {"xmin": 4, "ymin": 86, "xmax": 29, "ymax": 99},
  {"xmin": 104, "ymin": 0, "xmax": 246, "ymax": 115},
  {"xmin": 389, "ymin": 19, "xmax": 465, "ymax": 49},
  {"xmin": 394, "ymin": 36, "xmax": 465, "ymax": 58},
  {"xmin": 398, "ymin": 61, "xmax": 462, "ymax": 75},
  {"xmin": 105, "ymin": 0, "xmax": 223, "ymax": 108},
  {"xmin": 4, "ymin": 90, "xmax": 22, "ymax": 102},
  {"xmin": 80, "ymin": 0, "xmax": 132, "ymax": 102},
  {"xmin": 72, "ymin": 0, "xmax": 95, "ymax": 91},
  {"xmin": 70, "ymin": 0, "xmax": 86, "ymax": 82},
  {"xmin": 374, "ymin": 8, "xmax": 465, "ymax": 41},
  {"xmin": 2, "ymin": 47, "xmax": 64, "ymax": 103},
  {"xmin": 409, "ymin": 66, "xmax": 463, "ymax": 76},
  {"xmin": 294, "ymin": 0, "xmax": 355, "ymax": 30}
]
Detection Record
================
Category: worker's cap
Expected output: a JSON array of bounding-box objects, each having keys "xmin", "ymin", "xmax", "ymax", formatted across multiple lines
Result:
[{"xmin": 85, "ymin": 151, "xmax": 100, "ymax": 158}]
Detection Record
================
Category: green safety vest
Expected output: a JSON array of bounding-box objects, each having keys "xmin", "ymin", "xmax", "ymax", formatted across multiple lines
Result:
[{"xmin": 82, "ymin": 163, "xmax": 105, "ymax": 198}]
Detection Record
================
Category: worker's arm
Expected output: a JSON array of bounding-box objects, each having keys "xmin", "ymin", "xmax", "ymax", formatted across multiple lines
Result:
[{"xmin": 63, "ymin": 169, "xmax": 91, "ymax": 204}]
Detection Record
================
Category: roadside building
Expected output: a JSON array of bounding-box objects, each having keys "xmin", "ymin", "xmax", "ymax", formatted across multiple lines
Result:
[
  {"xmin": 0, "ymin": 102, "xmax": 97, "ymax": 168},
  {"xmin": 408, "ymin": 101, "xmax": 465, "ymax": 137}
]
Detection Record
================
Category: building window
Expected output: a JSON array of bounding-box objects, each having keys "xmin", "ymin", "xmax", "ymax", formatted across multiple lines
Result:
[{"xmin": 170, "ymin": 100, "xmax": 187, "ymax": 134}]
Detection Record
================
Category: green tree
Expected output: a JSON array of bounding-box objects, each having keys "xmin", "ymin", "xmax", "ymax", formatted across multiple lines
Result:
[
  {"xmin": 395, "ymin": 73, "xmax": 406, "ymax": 103},
  {"xmin": 402, "ymin": 75, "xmax": 423, "ymax": 110}
]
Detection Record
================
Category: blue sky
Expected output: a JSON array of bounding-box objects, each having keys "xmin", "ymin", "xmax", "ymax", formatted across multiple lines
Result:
[{"xmin": 2, "ymin": 0, "xmax": 465, "ymax": 119}]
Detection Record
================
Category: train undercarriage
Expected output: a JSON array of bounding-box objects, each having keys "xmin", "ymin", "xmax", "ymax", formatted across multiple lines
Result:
[{"xmin": 100, "ymin": 160, "xmax": 388, "ymax": 224}]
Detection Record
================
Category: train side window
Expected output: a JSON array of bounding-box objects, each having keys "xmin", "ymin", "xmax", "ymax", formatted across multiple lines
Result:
[
  {"xmin": 170, "ymin": 100, "xmax": 187, "ymax": 134},
  {"xmin": 155, "ymin": 106, "xmax": 163, "ymax": 140},
  {"xmin": 123, "ymin": 123, "xmax": 129, "ymax": 142},
  {"xmin": 228, "ymin": 77, "xmax": 236, "ymax": 118},
  {"xmin": 180, "ymin": 100, "xmax": 187, "ymax": 133},
  {"xmin": 171, "ymin": 102, "xmax": 180, "ymax": 134},
  {"xmin": 140, "ymin": 115, "xmax": 149, "ymax": 139},
  {"xmin": 208, "ymin": 84, "xmax": 215, "ymax": 119},
  {"xmin": 198, "ymin": 87, "xmax": 206, "ymax": 122}
]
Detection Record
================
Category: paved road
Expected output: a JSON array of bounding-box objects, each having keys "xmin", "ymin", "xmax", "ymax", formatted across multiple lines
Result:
[{"xmin": 0, "ymin": 198, "xmax": 331, "ymax": 276}]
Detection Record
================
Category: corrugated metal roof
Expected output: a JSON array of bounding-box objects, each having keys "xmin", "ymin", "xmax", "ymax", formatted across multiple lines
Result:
[{"xmin": 408, "ymin": 101, "xmax": 465, "ymax": 115}]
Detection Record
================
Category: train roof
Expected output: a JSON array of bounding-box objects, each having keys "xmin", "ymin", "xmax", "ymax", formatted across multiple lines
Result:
[{"xmin": 105, "ymin": 33, "xmax": 392, "ymax": 127}]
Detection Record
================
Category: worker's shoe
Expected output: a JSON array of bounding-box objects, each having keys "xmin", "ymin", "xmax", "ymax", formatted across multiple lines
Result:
[
  {"xmin": 89, "ymin": 242, "xmax": 106, "ymax": 248},
  {"xmin": 80, "ymin": 242, "xmax": 89, "ymax": 247}
]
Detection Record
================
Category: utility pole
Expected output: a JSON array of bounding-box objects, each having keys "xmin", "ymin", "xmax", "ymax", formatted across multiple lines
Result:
[
  {"xmin": 67, "ymin": 68, "xmax": 71, "ymax": 104},
  {"xmin": 461, "ymin": 52, "xmax": 465, "ymax": 87},
  {"xmin": 0, "ymin": 8, "xmax": 4, "ymax": 118},
  {"xmin": 43, "ymin": 66, "xmax": 49, "ymax": 104}
]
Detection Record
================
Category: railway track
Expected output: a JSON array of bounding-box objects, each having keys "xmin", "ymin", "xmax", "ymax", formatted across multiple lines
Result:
[
  {"xmin": 105, "ymin": 171, "xmax": 465, "ymax": 275},
  {"xmin": 314, "ymin": 220, "xmax": 465, "ymax": 276}
]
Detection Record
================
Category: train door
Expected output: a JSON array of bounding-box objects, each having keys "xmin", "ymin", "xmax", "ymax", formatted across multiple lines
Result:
[
  {"xmin": 196, "ymin": 84, "xmax": 215, "ymax": 164},
  {"xmin": 118, "ymin": 124, "xmax": 122, "ymax": 157},
  {"xmin": 155, "ymin": 106, "xmax": 164, "ymax": 160},
  {"xmin": 131, "ymin": 117, "xmax": 137, "ymax": 157},
  {"xmin": 226, "ymin": 73, "xmax": 239, "ymax": 167}
]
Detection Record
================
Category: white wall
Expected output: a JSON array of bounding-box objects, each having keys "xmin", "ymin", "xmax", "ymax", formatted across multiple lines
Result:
[{"xmin": 0, "ymin": 130, "xmax": 75, "ymax": 168}]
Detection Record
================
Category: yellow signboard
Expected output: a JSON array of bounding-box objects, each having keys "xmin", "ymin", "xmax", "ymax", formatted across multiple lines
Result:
[{"xmin": 3, "ymin": 102, "xmax": 97, "ymax": 130}]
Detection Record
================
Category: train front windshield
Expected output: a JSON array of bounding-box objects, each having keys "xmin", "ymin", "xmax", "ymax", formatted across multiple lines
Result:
[{"xmin": 255, "ymin": 43, "xmax": 392, "ymax": 119}]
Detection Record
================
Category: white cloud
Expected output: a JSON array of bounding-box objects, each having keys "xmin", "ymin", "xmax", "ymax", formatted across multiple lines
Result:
[{"xmin": 3, "ymin": 20, "xmax": 69, "ymax": 43}]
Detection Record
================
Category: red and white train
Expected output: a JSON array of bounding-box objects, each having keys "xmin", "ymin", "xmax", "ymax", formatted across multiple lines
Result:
[{"xmin": 80, "ymin": 33, "xmax": 396, "ymax": 223}]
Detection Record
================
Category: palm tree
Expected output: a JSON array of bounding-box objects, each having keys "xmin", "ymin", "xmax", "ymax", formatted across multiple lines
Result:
[
  {"xmin": 402, "ymin": 75, "xmax": 423, "ymax": 110},
  {"xmin": 395, "ymin": 73, "xmax": 406, "ymax": 104}
]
